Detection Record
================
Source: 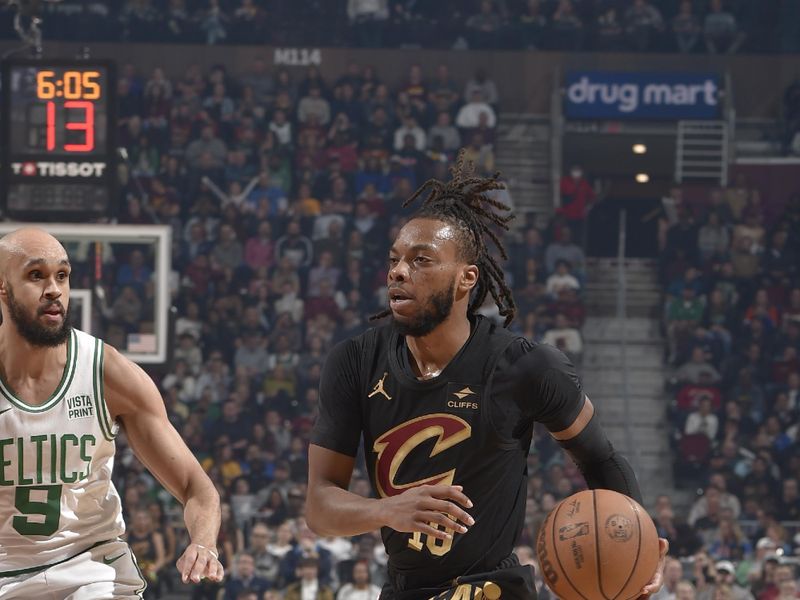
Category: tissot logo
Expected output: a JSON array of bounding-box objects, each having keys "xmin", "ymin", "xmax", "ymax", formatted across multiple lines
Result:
[{"xmin": 11, "ymin": 161, "xmax": 107, "ymax": 178}]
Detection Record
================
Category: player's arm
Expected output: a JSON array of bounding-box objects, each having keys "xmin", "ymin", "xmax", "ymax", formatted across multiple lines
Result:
[
  {"xmin": 308, "ymin": 446, "xmax": 474, "ymax": 540},
  {"xmin": 307, "ymin": 340, "xmax": 473, "ymax": 540},
  {"xmin": 518, "ymin": 343, "xmax": 642, "ymax": 502},
  {"xmin": 150, "ymin": 531, "xmax": 167, "ymax": 576},
  {"xmin": 519, "ymin": 343, "xmax": 668, "ymax": 597},
  {"xmin": 103, "ymin": 344, "xmax": 224, "ymax": 584}
]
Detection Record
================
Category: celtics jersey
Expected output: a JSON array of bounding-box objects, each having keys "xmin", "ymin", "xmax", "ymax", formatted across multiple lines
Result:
[{"xmin": 0, "ymin": 328, "xmax": 125, "ymax": 576}]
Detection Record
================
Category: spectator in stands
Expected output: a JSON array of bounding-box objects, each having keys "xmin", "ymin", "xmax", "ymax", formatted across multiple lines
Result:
[
  {"xmin": 336, "ymin": 560, "xmax": 381, "ymax": 600},
  {"xmin": 224, "ymin": 552, "xmax": 270, "ymax": 600},
  {"xmin": 672, "ymin": 1, "xmax": 701, "ymax": 53},
  {"xmin": 546, "ymin": 260, "xmax": 581, "ymax": 297},
  {"xmin": 653, "ymin": 558, "xmax": 685, "ymax": 600},
  {"xmin": 755, "ymin": 563, "xmax": 795, "ymax": 600},
  {"xmin": 213, "ymin": 223, "xmax": 244, "ymax": 271},
  {"xmin": 515, "ymin": 0, "xmax": 547, "ymax": 49},
  {"xmin": 676, "ymin": 581, "xmax": 697, "ymax": 599},
  {"xmin": 298, "ymin": 86, "xmax": 331, "ymax": 127},
  {"xmin": 697, "ymin": 560, "xmax": 754, "ymax": 600},
  {"xmin": 235, "ymin": 330, "xmax": 271, "ymax": 377},
  {"xmin": 594, "ymin": 7, "xmax": 625, "ymax": 52},
  {"xmin": 730, "ymin": 234, "xmax": 762, "ymax": 280},
  {"xmin": 392, "ymin": 116, "xmax": 426, "ymax": 152},
  {"xmin": 699, "ymin": 211, "xmax": 731, "ymax": 262},
  {"xmin": 542, "ymin": 313, "xmax": 583, "ymax": 360},
  {"xmin": 283, "ymin": 556, "xmax": 334, "ymax": 600},
  {"xmin": 624, "ymin": 0, "xmax": 664, "ymax": 51},
  {"xmin": 704, "ymin": 0, "xmax": 743, "ymax": 54},
  {"xmin": 464, "ymin": 68, "xmax": 499, "ymax": 108},
  {"xmin": 776, "ymin": 579, "xmax": 800, "ymax": 600},
  {"xmin": 684, "ymin": 396, "xmax": 720, "ymax": 440},
  {"xmin": 455, "ymin": 89, "xmax": 497, "ymax": 130},
  {"xmin": 428, "ymin": 112, "xmax": 461, "ymax": 152},
  {"xmin": 654, "ymin": 504, "xmax": 702, "ymax": 558},
  {"xmin": 241, "ymin": 57, "xmax": 274, "ymax": 106},
  {"xmin": 199, "ymin": 0, "xmax": 229, "ymax": 44},
  {"xmin": 668, "ymin": 289, "xmax": 707, "ymax": 364},
  {"xmin": 186, "ymin": 124, "xmax": 228, "ymax": 169},
  {"xmin": 427, "ymin": 64, "xmax": 459, "ymax": 113},
  {"xmin": 466, "ymin": 0, "xmax": 504, "ymax": 49},
  {"xmin": 551, "ymin": 0, "xmax": 583, "ymax": 50},
  {"xmin": 677, "ymin": 347, "xmax": 723, "ymax": 385},
  {"xmin": 461, "ymin": 132, "xmax": 495, "ymax": 176},
  {"xmin": 247, "ymin": 523, "xmax": 278, "ymax": 581},
  {"xmin": 307, "ymin": 251, "xmax": 341, "ymax": 297},
  {"xmin": 347, "ymin": 0, "xmax": 389, "ymax": 47},
  {"xmin": 245, "ymin": 172, "xmax": 288, "ymax": 217},
  {"xmin": 117, "ymin": 249, "xmax": 153, "ymax": 292},
  {"xmin": 544, "ymin": 227, "xmax": 585, "ymax": 274},
  {"xmin": 557, "ymin": 165, "xmax": 595, "ymax": 241},
  {"xmin": 276, "ymin": 222, "xmax": 313, "ymax": 269}
]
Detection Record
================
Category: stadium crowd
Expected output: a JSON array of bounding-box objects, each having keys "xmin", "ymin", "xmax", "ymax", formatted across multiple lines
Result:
[
  {"xmin": 11, "ymin": 3, "xmax": 797, "ymax": 597},
  {"xmin": 93, "ymin": 57, "xmax": 590, "ymax": 599},
  {"xmin": 4, "ymin": 0, "xmax": 799, "ymax": 54},
  {"xmin": 658, "ymin": 179, "xmax": 800, "ymax": 598}
]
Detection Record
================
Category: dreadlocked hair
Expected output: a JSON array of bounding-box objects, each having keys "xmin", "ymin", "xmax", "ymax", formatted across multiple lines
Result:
[{"xmin": 371, "ymin": 150, "xmax": 517, "ymax": 327}]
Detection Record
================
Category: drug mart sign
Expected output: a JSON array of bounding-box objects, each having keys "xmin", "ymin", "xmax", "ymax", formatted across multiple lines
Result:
[{"xmin": 565, "ymin": 71, "xmax": 720, "ymax": 120}]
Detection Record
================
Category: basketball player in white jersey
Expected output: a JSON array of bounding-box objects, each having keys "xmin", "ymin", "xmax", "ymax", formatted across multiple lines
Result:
[{"xmin": 0, "ymin": 228, "xmax": 224, "ymax": 598}]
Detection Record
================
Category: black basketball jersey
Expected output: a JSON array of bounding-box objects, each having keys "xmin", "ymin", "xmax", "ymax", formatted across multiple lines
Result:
[{"xmin": 312, "ymin": 315, "xmax": 586, "ymax": 592}]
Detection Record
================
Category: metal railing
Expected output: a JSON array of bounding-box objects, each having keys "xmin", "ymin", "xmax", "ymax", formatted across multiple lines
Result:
[
  {"xmin": 550, "ymin": 67, "xmax": 563, "ymax": 211},
  {"xmin": 615, "ymin": 209, "xmax": 641, "ymax": 473}
]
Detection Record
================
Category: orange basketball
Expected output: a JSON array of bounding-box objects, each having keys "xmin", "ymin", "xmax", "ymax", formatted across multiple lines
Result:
[{"xmin": 536, "ymin": 489, "xmax": 659, "ymax": 600}]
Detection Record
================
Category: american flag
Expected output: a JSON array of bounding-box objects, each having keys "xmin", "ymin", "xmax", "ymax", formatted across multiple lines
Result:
[{"xmin": 127, "ymin": 333, "xmax": 157, "ymax": 353}]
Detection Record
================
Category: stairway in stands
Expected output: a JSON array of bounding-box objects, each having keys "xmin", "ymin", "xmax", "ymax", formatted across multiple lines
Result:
[
  {"xmin": 580, "ymin": 258, "xmax": 673, "ymax": 505},
  {"xmin": 495, "ymin": 113, "xmax": 553, "ymax": 217}
]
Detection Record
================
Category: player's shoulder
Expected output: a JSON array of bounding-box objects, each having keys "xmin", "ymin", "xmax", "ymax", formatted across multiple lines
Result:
[
  {"xmin": 323, "ymin": 322, "xmax": 392, "ymax": 372},
  {"xmin": 501, "ymin": 335, "xmax": 577, "ymax": 381},
  {"xmin": 70, "ymin": 327, "xmax": 109, "ymax": 362},
  {"xmin": 70, "ymin": 327, "xmax": 98, "ymax": 347}
]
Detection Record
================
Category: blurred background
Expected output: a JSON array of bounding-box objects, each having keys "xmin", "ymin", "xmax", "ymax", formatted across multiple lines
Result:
[{"xmin": 1, "ymin": 1, "xmax": 799, "ymax": 598}]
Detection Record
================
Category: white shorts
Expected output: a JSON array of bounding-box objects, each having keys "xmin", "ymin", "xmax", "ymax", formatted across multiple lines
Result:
[{"xmin": 0, "ymin": 539, "xmax": 147, "ymax": 599}]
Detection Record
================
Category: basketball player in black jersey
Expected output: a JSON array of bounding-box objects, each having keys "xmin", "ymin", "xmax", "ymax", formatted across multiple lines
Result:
[{"xmin": 307, "ymin": 153, "xmax": 668, "ymax": 600}]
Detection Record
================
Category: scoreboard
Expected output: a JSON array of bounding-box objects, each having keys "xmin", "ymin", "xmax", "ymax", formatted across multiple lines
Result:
[{"xmin": 1, "ymin": 59, "xmax": 117, "ymax": 221}]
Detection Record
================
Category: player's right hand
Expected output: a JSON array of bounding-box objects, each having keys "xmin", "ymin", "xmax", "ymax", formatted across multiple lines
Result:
[{"xmin": 380, "ymin": 484, "xmax": 475, "ymax": 540}]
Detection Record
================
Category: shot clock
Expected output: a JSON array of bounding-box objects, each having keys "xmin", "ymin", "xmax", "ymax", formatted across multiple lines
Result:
[{"xmin": 1, "ymin": 59, "xmax": 117, "ymax": 220}]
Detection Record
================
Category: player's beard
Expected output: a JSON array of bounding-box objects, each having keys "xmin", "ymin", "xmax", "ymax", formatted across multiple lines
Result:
[
  {"xmin": 4, "ymin": 284, "xmax": 72, "ymax": 347},
  {"xmin": 392, "ymin": 276, "xmax": 455, "ymax": 338}
]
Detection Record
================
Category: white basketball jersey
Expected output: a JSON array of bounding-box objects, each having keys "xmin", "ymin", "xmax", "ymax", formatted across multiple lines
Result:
[{"xmin": 0, "ymin": 329, "xmax": 125, "ymax": 576}]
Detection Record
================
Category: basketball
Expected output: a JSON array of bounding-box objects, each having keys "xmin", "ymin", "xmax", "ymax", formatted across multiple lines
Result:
[{"xmin": 536, "ymin": 489, "xmax": 659, "ymax": 600}]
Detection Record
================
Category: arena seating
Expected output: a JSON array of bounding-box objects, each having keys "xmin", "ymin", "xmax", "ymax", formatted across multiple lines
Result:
[
  {"xmin": 5, "ymin": 2, "xmax": 799, "ymax": 597},
  {"xmin": 3, "ymin": 0, "xmax": 798, "ymax": 54},
  {"xmin": 661, "ymin": 178, "xmax": 800, "ymax": 585},
  {"xmin": 102, "ymin": 57, "xmax": 591, "ymax": 598}
]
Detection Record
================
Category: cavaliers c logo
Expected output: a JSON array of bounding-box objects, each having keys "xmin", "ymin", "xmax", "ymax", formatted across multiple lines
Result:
[{"xmin": 373, "ymin": 413, "xmax": 471, "ymax": 499}]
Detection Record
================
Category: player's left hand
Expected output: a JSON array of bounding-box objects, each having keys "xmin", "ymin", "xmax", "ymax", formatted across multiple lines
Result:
[
  {"xmin": 176, "ymin": 543, "xmax": 224, "ymax": 584},
  {"xmin": 638, "ymin": 538, "xmax": 669, "ymax": 598}
]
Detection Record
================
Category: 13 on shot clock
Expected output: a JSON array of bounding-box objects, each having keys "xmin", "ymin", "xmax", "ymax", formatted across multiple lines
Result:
[{"xmin": 1, "ymin": 59, "xmax": 117, "ymax": 220}]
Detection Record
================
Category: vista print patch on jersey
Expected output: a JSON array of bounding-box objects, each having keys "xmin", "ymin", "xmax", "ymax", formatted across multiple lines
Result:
[{"xmin": 66, "ymin": 395, "xmax": 95, "ymax": 420}]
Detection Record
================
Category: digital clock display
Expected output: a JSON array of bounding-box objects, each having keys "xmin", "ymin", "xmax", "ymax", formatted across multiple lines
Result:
[
  {"xmin": 7, "ymin": 65, "xmax": 109, "ymax": 156},
  {"xmin": 1, "ymin": 60, "xmax": 117, "ymax": 220}
]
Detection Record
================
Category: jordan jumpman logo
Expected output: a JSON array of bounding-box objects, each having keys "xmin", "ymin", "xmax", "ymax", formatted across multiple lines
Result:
[{"xmin": 368, "ymin": 372, "xmax": 392, "ymax": 401}]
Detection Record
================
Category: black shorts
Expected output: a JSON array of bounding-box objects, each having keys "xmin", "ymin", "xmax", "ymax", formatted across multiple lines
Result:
[{"xmin": 380, "ymin": 555, "xmax": 537, "ymax": 600}]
